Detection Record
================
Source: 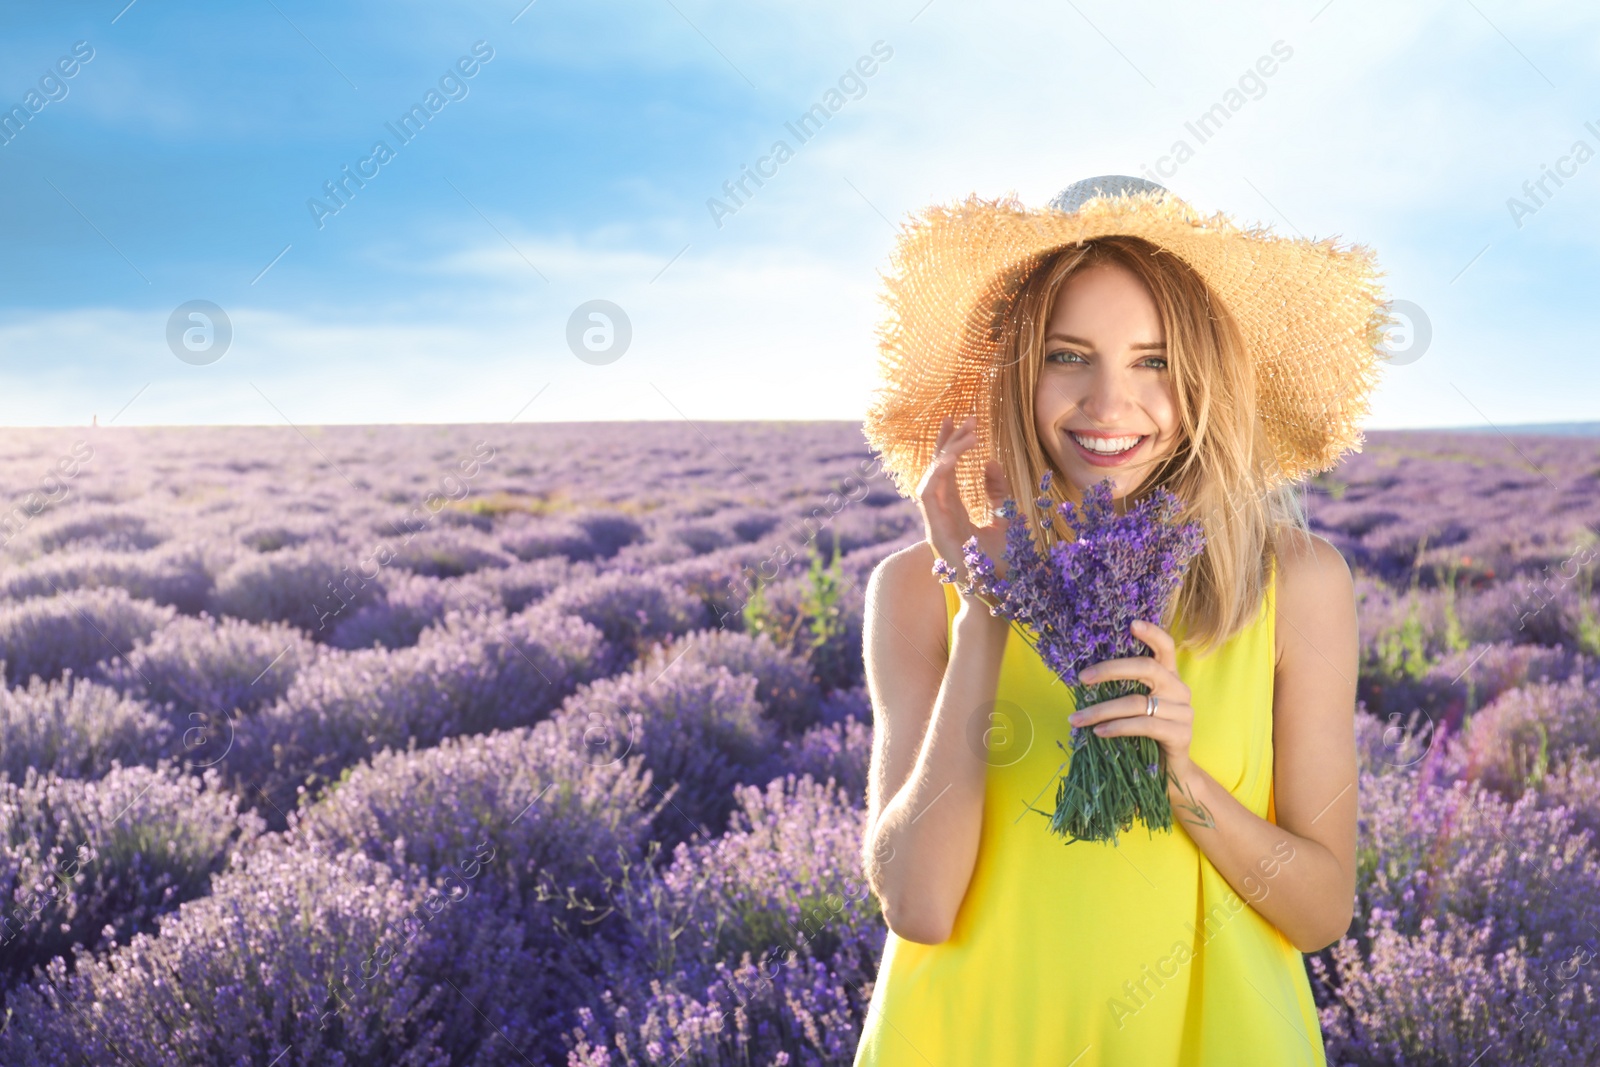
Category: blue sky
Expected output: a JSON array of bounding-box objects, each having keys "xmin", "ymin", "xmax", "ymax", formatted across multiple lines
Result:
[{"xmin": 0, "ymin": 0, "xmax": 1594, "ymax": 429}]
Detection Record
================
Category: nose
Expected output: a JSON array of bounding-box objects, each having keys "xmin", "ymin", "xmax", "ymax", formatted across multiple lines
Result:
[{"xmin": 1075, "ymin": 363, "xmax": 1141, "ymax": 427}]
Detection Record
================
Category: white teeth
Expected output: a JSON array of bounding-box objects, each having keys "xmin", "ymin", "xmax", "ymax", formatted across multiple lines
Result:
[{"xmin": 1071, "ymin": 433, "xmax": 1142, "ymax": 454}]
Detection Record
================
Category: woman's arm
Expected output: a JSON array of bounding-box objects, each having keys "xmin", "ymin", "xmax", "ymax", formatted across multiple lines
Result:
[
  {"xmin": 1068, "ymin": 530, "xmax": 1360, "ymax": 953},
  {"xmin": 860, "ymin": 540, "xmax": 1010, "ymax": 945},
  {"xmin": 861, "ymin": 413, "xmax": 1017, "ymax": 945},
  {"xmin": 1162, "ymin": 532, "xmax": 1359, "ymax": 949}
]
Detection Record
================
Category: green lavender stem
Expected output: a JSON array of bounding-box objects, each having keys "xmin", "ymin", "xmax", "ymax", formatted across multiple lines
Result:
[{"xmin": 1048, "ymin": 680, "xmax": 1174, "ymax": 847}]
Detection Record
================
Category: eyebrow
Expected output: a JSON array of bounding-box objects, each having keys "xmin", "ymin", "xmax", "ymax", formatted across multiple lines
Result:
[{"xmin": 1045, "ymin": 332, "xmax": 1166, "ymax": 352}]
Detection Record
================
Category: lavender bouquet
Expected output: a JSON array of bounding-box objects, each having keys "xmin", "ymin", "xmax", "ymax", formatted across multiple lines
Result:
[{"xmin": 934, "ymin": 472, "xmax": 1206, "ymax": 846}]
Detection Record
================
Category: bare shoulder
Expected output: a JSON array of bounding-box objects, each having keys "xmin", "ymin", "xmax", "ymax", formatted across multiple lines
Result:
[
  {"xmin": 865, "ymin": 538, "xmax": 951, "ymax": 658},
  {"xmin": 1272, "ymin": 526, "xmax": 1355, "ymax": 670}
]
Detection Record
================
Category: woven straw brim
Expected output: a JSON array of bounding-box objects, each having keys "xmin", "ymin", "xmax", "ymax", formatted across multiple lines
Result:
[{"xmin": 861, "ymin": 188, "xmax": 1392, "ymax": 526}]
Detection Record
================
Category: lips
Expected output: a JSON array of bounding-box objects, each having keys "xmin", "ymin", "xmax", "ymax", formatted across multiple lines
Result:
[
  {"xmin": 1068, "ymin": 431, "xmax": 1148, "ymax": 468},
  {"xmin": 1070, "ymin": 432, "xmax": 1142, "ymax": 454}
]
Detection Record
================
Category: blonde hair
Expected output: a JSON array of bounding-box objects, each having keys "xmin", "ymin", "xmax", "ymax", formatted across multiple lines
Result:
[{"xmin": 985, "ymin": 235, "xmax": 1308, "ymax": 656}]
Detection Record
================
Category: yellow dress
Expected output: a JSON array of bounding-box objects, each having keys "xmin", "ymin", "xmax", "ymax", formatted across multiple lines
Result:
[{"xmin": 853, "ymin": 557, "xmax": 1327, "ymax": 1066}]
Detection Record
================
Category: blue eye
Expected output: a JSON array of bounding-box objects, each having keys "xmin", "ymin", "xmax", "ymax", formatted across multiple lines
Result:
[{"xmin": 1045, "ymin": 350, "xmax": 1167, "ymax": 369}]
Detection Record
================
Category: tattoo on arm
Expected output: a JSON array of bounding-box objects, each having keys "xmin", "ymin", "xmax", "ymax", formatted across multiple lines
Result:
[{"xmin": 1168, "ymin": 769, "xmax": 1216, "ymax": 830}]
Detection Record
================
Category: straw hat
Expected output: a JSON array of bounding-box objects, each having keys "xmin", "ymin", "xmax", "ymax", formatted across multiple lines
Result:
[{"xmin": 861, "ymin": 174, "xmax": 1392, "ymax": 526}]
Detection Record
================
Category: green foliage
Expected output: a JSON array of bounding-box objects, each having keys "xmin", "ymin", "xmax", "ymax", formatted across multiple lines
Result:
[
  {"xmin": 741, "ymin": 541, "xmax": 851, "ymax": 683},
  {"xmin": 1373, "ymin": 596, "xmax": 1433, "ymax": 683},
  {"xmin": 1371, "ymin": 536, "xmax": 1446, "ymax": 683},
  {"xmin": 1522, "ymin": 722, "xmax": 1550, "ymax": 792},
  {"xmin": 1437, "ymin": 557, "xmax": 1470, "ymax": 657},
  {"xmin": 798, "ymin": 541, "xmax": 848, "ymax": 651},
  {"xmin": 731, "ymin": 888, "xmax": 870, "ymax": 965},
  {"xmin": 1573, "ymin": 561, "xmax": 1600, "ymax": 660},
  {"xmin": 740, "ymin": 573, "xmax": 781, "ymax": 642}
]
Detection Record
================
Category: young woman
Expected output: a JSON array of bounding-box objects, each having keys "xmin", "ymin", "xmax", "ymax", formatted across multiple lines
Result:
[{"xmin": 852, "ymin": 175, "xmax": 1387, "ymax": 1065}]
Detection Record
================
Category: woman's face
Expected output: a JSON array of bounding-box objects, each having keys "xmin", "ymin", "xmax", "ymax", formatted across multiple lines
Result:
[{"xmin": 1032, "ymin": 259, "xmax": 1181, "ymax": 502}]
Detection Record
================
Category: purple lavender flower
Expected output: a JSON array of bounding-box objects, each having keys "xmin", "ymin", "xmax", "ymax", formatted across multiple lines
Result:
[
  {"xmin": 638, "ymin": 627, "xmax": 822, "ymax": 736},
  {"xmin": 0, "ymin": 588, "xmax": 175, "ymax": 686},
  {"xmin": 940, "ymin": 473, "xmax": 1205, "ymax": 845},
  {"xmin": 0, "ymin": 670, "xmax": 174, "ymax": 782}
]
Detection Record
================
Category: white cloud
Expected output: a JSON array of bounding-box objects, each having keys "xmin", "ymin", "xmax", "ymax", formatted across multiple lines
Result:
[
  {"xmin": 6, "ymin": 0, "xmax": 1598, "ymax": 429},
  {"xmin": 0, "ymin": 234, "xmax": 881, "ymax": 427}
]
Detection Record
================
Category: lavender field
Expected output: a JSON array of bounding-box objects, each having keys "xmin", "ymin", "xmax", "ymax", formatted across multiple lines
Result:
[{"xmin": 0, "ymin": 421, "xmax": 1595, "ymax": 1066}]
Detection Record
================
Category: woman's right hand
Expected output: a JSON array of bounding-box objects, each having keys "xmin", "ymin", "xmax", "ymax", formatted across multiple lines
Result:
[{"xmin": 915, "ymin": 414, "xmax": 1014, "ymax": 610}]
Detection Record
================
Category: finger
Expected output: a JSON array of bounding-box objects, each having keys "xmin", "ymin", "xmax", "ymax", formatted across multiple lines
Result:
[
  {"xmin": 1079, "ymin": 656, "xmax": 1163, "ymax": 690},
  {"xmin": 921, "ymin": 418, "xmax": 966, "ymax": 493},
  {"xmin": 1075, "ymin": 694, "xmax": 1190, "ymax": 726},
  {"xmin": 921, "ymin": 417, "xmax": 981, "ymax": 526},
  {"xmin": 1069, "ymin": 693, "xmax": 1164, "ymax": 727},
  {"xmin": 983, "ymin": 459, "xmax": 1009, "ymax": 508},
  {"xmin": 1090, "ymin": 716, "xmax": 1185, "ymax": 745},
  {"xmin": 934, "ymin": 415, "xmax": 972, "ymax": 460},
  {"xmin": 934, "ymin": 428, "xmax": 982, "ymax": 504},
  {"xmin": 934, "ymin": 415, "xmax": 953, "ymax": 453},
  {"xmin": 1081, "ymin": 647, "xmax": 1188, "ymax": 698},
  {"xmin": 1132, "ymin": 618, "xmax": 1178, "ymax": 674}
]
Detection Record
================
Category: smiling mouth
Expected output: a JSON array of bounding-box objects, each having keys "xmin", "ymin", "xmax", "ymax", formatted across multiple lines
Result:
[{"xmin": 1069, "ymin": 431, "xmax": 1147, "ymax": 457}]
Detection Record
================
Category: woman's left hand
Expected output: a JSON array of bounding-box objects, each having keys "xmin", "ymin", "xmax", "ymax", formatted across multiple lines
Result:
[{"xmin": 1066, "ymin": 618, "xmax": 1196, "ymax": 778}]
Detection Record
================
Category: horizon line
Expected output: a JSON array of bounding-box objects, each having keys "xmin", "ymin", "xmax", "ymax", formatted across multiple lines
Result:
[{"xmin": 0, "ymin": 418, "xmax": 1591, "ymax": 434}]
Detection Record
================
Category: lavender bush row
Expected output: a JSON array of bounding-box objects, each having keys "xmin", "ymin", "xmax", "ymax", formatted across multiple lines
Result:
[
  {"xmin": 0, "ymin": 670, "xmax": 173, "ymax": 782},
  {"xmin": 232, "ymin": 603, "xmax": 609, "ymax": 824},
  {"xmin": 0, "ymin": 587, "xmax": 175, "ymax": 686},
  {"xmin": 559, "ymin": 774, "xmax": 880, "ymax": 1065},
  {"xmin": 210, "ymin": 539, "xmax": 383, "ymax": 635},
  {"xmin": 1318, "ymin": 687, "xmax": 1600, "ymax": 1062},
  {"xmin": 0, "ymin": 841, "xmax": 547, "ymax": 1066},
  {"xmin": 539, "ymin": 568, "xmax": 715, "ymax": 675},
  {"xmin": 638, "ymin": 627, "xmax": 822, "ymax": 736},
  {"xmin": 97, "ymin": 610, "xmax": 317, "ymax": 720},
  {"xmin": 549, "ymin": 660, "xmax": 777, "ymax": 848},
  {"xmin": 325, "ymin": 569, "xmax": 501, "ymax": 650},
  {"xmin": 288, "ymin": 719, "xmax": 665, "ymax": 916},
  {"xmin": 499, "ymin": 508, "xmax": 646, "ymax": 564},
  {"xmin": 0, "ymin": 423, "xmax": 1591, "ymax": 1061},
  {"xmin": 1444, "ymin": 674, "xmax": 1600, "ymax": 797},
  {"xmin": 0, "ymin": 762, "xmax": 263, "ymax": 997},
  {"xmin": 0, "ymin": 542, "xmax": 213, "ymax": 613}
]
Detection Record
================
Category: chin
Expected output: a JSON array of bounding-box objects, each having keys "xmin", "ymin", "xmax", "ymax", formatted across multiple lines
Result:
[{"xmin": 1056, "ymin": 459, "xmax": 1166, "ymax": 504}]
